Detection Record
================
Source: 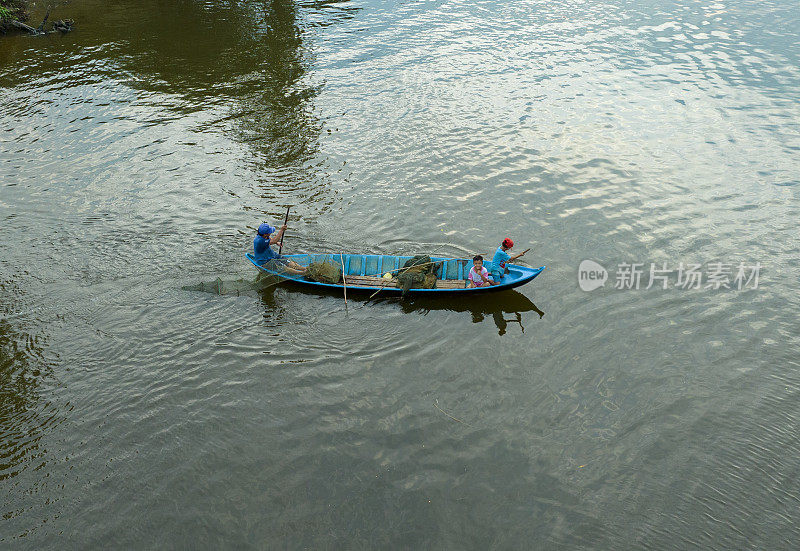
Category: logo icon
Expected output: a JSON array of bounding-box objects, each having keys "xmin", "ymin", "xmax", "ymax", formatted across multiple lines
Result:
[{"xmin": 578, "ymin": 260, "xmax": 608, "ymax": 291}]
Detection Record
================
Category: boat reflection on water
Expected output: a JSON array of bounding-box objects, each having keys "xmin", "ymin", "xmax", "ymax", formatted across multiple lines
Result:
[
  {"xmin": 395, "ymin": 290, "xmax": 545, "ymax": 335},
  {"xmin": 184, "ymin": 277, "xmax": 544, "ymax": 335},
  {"xmin": 266, "ymin": 284, "xmax": 544, "ymax": 335}
]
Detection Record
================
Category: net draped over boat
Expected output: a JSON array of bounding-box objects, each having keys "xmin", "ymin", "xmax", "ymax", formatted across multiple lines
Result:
[
  {"xmin": 305, "ymin": 261, "xmax": 343, "ymax": 284},
  {"xmin": 396, "ymin": 255, "xmax": 439, "ymax": 296}
]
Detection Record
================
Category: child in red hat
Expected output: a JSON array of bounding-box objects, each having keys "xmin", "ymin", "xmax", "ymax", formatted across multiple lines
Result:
[{"xmin": 490, "ymin": 238, "xmax": 529, "ymax": 281}]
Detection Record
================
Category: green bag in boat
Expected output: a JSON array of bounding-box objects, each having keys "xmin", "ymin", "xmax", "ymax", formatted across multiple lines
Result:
[
  {"xmin": 306, "ymin": 261, "xmax": 342, "ymax": 284},
  {"xmin": 396, "ymin": 255, "xmax": 439, "ymax": 296}
]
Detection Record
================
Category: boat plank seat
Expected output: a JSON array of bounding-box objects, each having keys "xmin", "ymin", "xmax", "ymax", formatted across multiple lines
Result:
[
  {"xmin": 340, "ymin": 275, "xmax": 467, "ymax": 289},
  {"xmin": 435, "ymin": 279, "xmax": 467, "ymax": 289},
  {"xmin": 344, "ymin": 275, "xmax": 398, "ymax": 288}
]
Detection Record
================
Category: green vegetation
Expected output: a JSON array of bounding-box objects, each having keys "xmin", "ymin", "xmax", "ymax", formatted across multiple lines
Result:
[{"xmin": 0, "ymin": 0, "xmax": 27, "ymax": 31}]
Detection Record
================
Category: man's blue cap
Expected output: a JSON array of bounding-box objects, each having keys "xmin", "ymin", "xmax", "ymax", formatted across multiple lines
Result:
[{"xmin": 257, "ymin": 223, "xmax": 276, "ymax": 236}]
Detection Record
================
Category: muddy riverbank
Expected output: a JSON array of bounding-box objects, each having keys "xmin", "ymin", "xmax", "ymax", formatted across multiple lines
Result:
[{"xmin": 0, "ymin": 0, "xmax": 27, "ymax": 32}]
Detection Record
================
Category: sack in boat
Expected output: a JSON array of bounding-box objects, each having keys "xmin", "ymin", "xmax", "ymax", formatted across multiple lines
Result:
[
  {"xmin": 396, "ymin": 255, "xmax": 439, "ymax": 295},
  {"xmin": 306, "ymin": 261, "xmax": 342, "ymax": 284}
]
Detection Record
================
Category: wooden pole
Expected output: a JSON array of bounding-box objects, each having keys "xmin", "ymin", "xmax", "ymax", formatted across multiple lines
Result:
[
  {"xmin": 340, "ymin": 254, "xmax": 348, "ymax": 308},
  {"xmin": 368, "ymin": 281, "xmax": 391, "ymax": 300},
  {"xmin": 278, "ymin": 206, "xmax": 290, "ymax": 255}
]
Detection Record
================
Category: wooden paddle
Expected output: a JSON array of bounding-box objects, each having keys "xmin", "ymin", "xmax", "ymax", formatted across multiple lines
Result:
[{"xmin": 278, "ymin": 206, "xmax": 291, "ymax": 255}]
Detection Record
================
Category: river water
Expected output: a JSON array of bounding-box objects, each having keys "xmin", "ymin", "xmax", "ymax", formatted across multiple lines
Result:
[{"xmin": 2, "ymin": 0, "xmax": 799, "ymax": 548}]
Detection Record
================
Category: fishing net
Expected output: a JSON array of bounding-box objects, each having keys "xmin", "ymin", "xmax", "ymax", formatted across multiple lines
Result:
[
  {"xmin": 305, "ymin": 261, "xmax": 342, "ymax": 284},
  {"xmin": 396, "ymin": 255, "xmax": 439, "ymax": 296},
  {"xmin": 183, "ymin": 262, "xmax": 302, "ymax": 296},
  {"xmin": 182, "ymin": 276, "xmax": 275, "ymax": 296}
]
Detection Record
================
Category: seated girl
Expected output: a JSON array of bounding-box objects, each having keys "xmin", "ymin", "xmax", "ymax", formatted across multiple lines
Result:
[{"xmin": 467, "ymin": 255, "xmax": 497, "ymax": 288}]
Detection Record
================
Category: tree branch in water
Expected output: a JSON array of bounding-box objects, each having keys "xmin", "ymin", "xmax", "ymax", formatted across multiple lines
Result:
[
  {"xmin": 35, "ymin": 5, "xmax": 50, "ymax": 33},
  {"xmin": 2, "ymin": 2, "xmax": 73, "ymax": 35}
]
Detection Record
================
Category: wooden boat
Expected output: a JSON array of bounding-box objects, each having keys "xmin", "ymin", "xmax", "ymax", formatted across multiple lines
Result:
[{"xmin": 246, "ymin": 253, "xmax": 545, "ymax": 295}]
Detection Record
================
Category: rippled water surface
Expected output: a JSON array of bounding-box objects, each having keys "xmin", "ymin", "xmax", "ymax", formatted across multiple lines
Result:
[{"xmin": 2, "ymin": 0, "xmax": 800, "ymax": 547}]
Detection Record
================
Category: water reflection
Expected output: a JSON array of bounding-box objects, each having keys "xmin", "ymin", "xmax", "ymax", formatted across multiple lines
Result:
[
  {"xmin": 3, "ymin": 0, "xmax": 350, "ymax": 204},
  {"xmin": 299, "ymin": 0, "xmax": 362, "ymax": 28},
  {"xmin": 399, "ymin": 290, "xmax": 545, "ymax": 335},
  {"xmin": 268, "ymin": 284, "xmax": 545, "ymax": 335},
  {"xmin": 0, "ymin": 291, "xmax": 57, "ymax": 483},
  {"xmin": 102, "ymin": 0, "xmax": 326, "ymax": 170},
  {"xmin": 236, "ymin": 0, "xmax": 323, "ymax": 173}
]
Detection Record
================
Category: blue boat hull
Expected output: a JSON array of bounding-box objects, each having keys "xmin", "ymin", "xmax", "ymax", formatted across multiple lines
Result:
[{"xmin": 246, "ymin": 253, "xmax": 545, "ymax": 295}]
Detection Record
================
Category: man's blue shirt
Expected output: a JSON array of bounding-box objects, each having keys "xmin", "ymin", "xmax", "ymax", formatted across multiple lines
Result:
[{"xmin": 253, "ymin": 235, "xmax": 279, "ymax": 265}]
